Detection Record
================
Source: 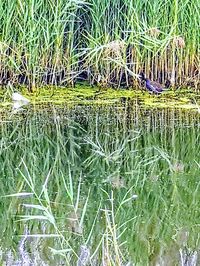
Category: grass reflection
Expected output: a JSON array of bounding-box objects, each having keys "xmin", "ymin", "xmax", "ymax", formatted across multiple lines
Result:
[{"xmin": 0, "ymin": 105, "xmax": 199, "ymax": 265}]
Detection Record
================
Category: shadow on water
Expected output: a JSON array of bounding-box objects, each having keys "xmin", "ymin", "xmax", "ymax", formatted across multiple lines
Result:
[{"xmin": 0, "ymin": 102, "xmax": 199, "ymax": 265}]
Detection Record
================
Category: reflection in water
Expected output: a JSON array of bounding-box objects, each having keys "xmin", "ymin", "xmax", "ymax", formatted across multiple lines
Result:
[{"xmin": 0, "ymin": 104, "xmax": 199, "ymax": 265}]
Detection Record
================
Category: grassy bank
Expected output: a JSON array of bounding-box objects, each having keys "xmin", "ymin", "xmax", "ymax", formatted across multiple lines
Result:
[{"xmin": 0, "ymin": 0, "xmax": 199, "ymax": 90}]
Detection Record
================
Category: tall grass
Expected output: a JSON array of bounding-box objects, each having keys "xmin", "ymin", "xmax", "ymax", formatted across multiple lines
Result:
[
  {"xmin": 0, "ymin": 105, "xmax": 200, "ymax": 264},
  {"xmin": 0, "ymin": 0, "xmax": 199, "ymax": 90}
]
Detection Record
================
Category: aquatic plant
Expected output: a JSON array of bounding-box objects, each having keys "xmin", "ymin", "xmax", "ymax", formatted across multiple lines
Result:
[{"xmin": 0, "ymin": 0, "xmax": 199, "ymax": 90}]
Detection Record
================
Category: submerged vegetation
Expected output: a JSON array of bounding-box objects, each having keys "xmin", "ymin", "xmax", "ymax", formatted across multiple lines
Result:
[{"xmin": 0, "ymin": 0, "xmax": 199, "ymax": 90}]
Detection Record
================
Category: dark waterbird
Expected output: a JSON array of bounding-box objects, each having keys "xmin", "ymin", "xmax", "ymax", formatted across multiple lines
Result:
[{"xmin": 139, "ymin": 73, "xmax": 170, "ymax": 94}]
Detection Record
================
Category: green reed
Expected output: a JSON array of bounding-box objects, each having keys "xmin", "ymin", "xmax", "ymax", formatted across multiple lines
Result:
[
  {"xmin": 0, "ymin": 0, "xmax": 199, "ymax": 89},
  {"xmin": 0, "ymin": 105, "xmax": 199, "ymax": 265}
]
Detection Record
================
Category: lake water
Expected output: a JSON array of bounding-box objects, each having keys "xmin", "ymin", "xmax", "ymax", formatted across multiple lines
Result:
[{"xmin": 0, "ymin": 103, "xmax": 199, "ymax": 265}]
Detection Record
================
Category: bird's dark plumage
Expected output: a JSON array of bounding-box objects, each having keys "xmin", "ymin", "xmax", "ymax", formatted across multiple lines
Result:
[{"xmin": 139, "ymin": 72, "xmax": 170, "ymax": 94}]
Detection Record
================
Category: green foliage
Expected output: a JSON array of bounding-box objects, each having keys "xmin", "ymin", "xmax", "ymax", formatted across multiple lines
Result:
[{"xmin": 0, "ymin": 0, "xmax": 199, "ymax": 89}]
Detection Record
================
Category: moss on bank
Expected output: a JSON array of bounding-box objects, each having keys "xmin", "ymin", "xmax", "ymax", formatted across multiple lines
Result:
[{"xmin": 0, "ymin": 85, "xmax": 200, "ymax": 111}]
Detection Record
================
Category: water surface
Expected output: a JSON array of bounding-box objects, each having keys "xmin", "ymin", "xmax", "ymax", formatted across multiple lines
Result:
[{"xmin": 0, "ymin": 103, "xmax": 199, "ymax": 265}]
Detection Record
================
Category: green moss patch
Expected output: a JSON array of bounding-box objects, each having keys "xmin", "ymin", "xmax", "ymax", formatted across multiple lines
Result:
[{"xmin": 0, "ymin": 85, "xmax": 200, "ymax": 111}]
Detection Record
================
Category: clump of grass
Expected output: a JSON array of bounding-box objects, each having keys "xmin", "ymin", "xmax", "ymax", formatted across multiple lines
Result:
[{"xmin": 0, "ymin": 0, "xmax": 199, "ymax": 90}]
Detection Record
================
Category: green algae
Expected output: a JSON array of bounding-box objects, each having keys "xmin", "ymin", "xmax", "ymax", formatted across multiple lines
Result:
[{"xmin": 0, "ymin": 85, "xmax": 200, "ymax": 111}]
